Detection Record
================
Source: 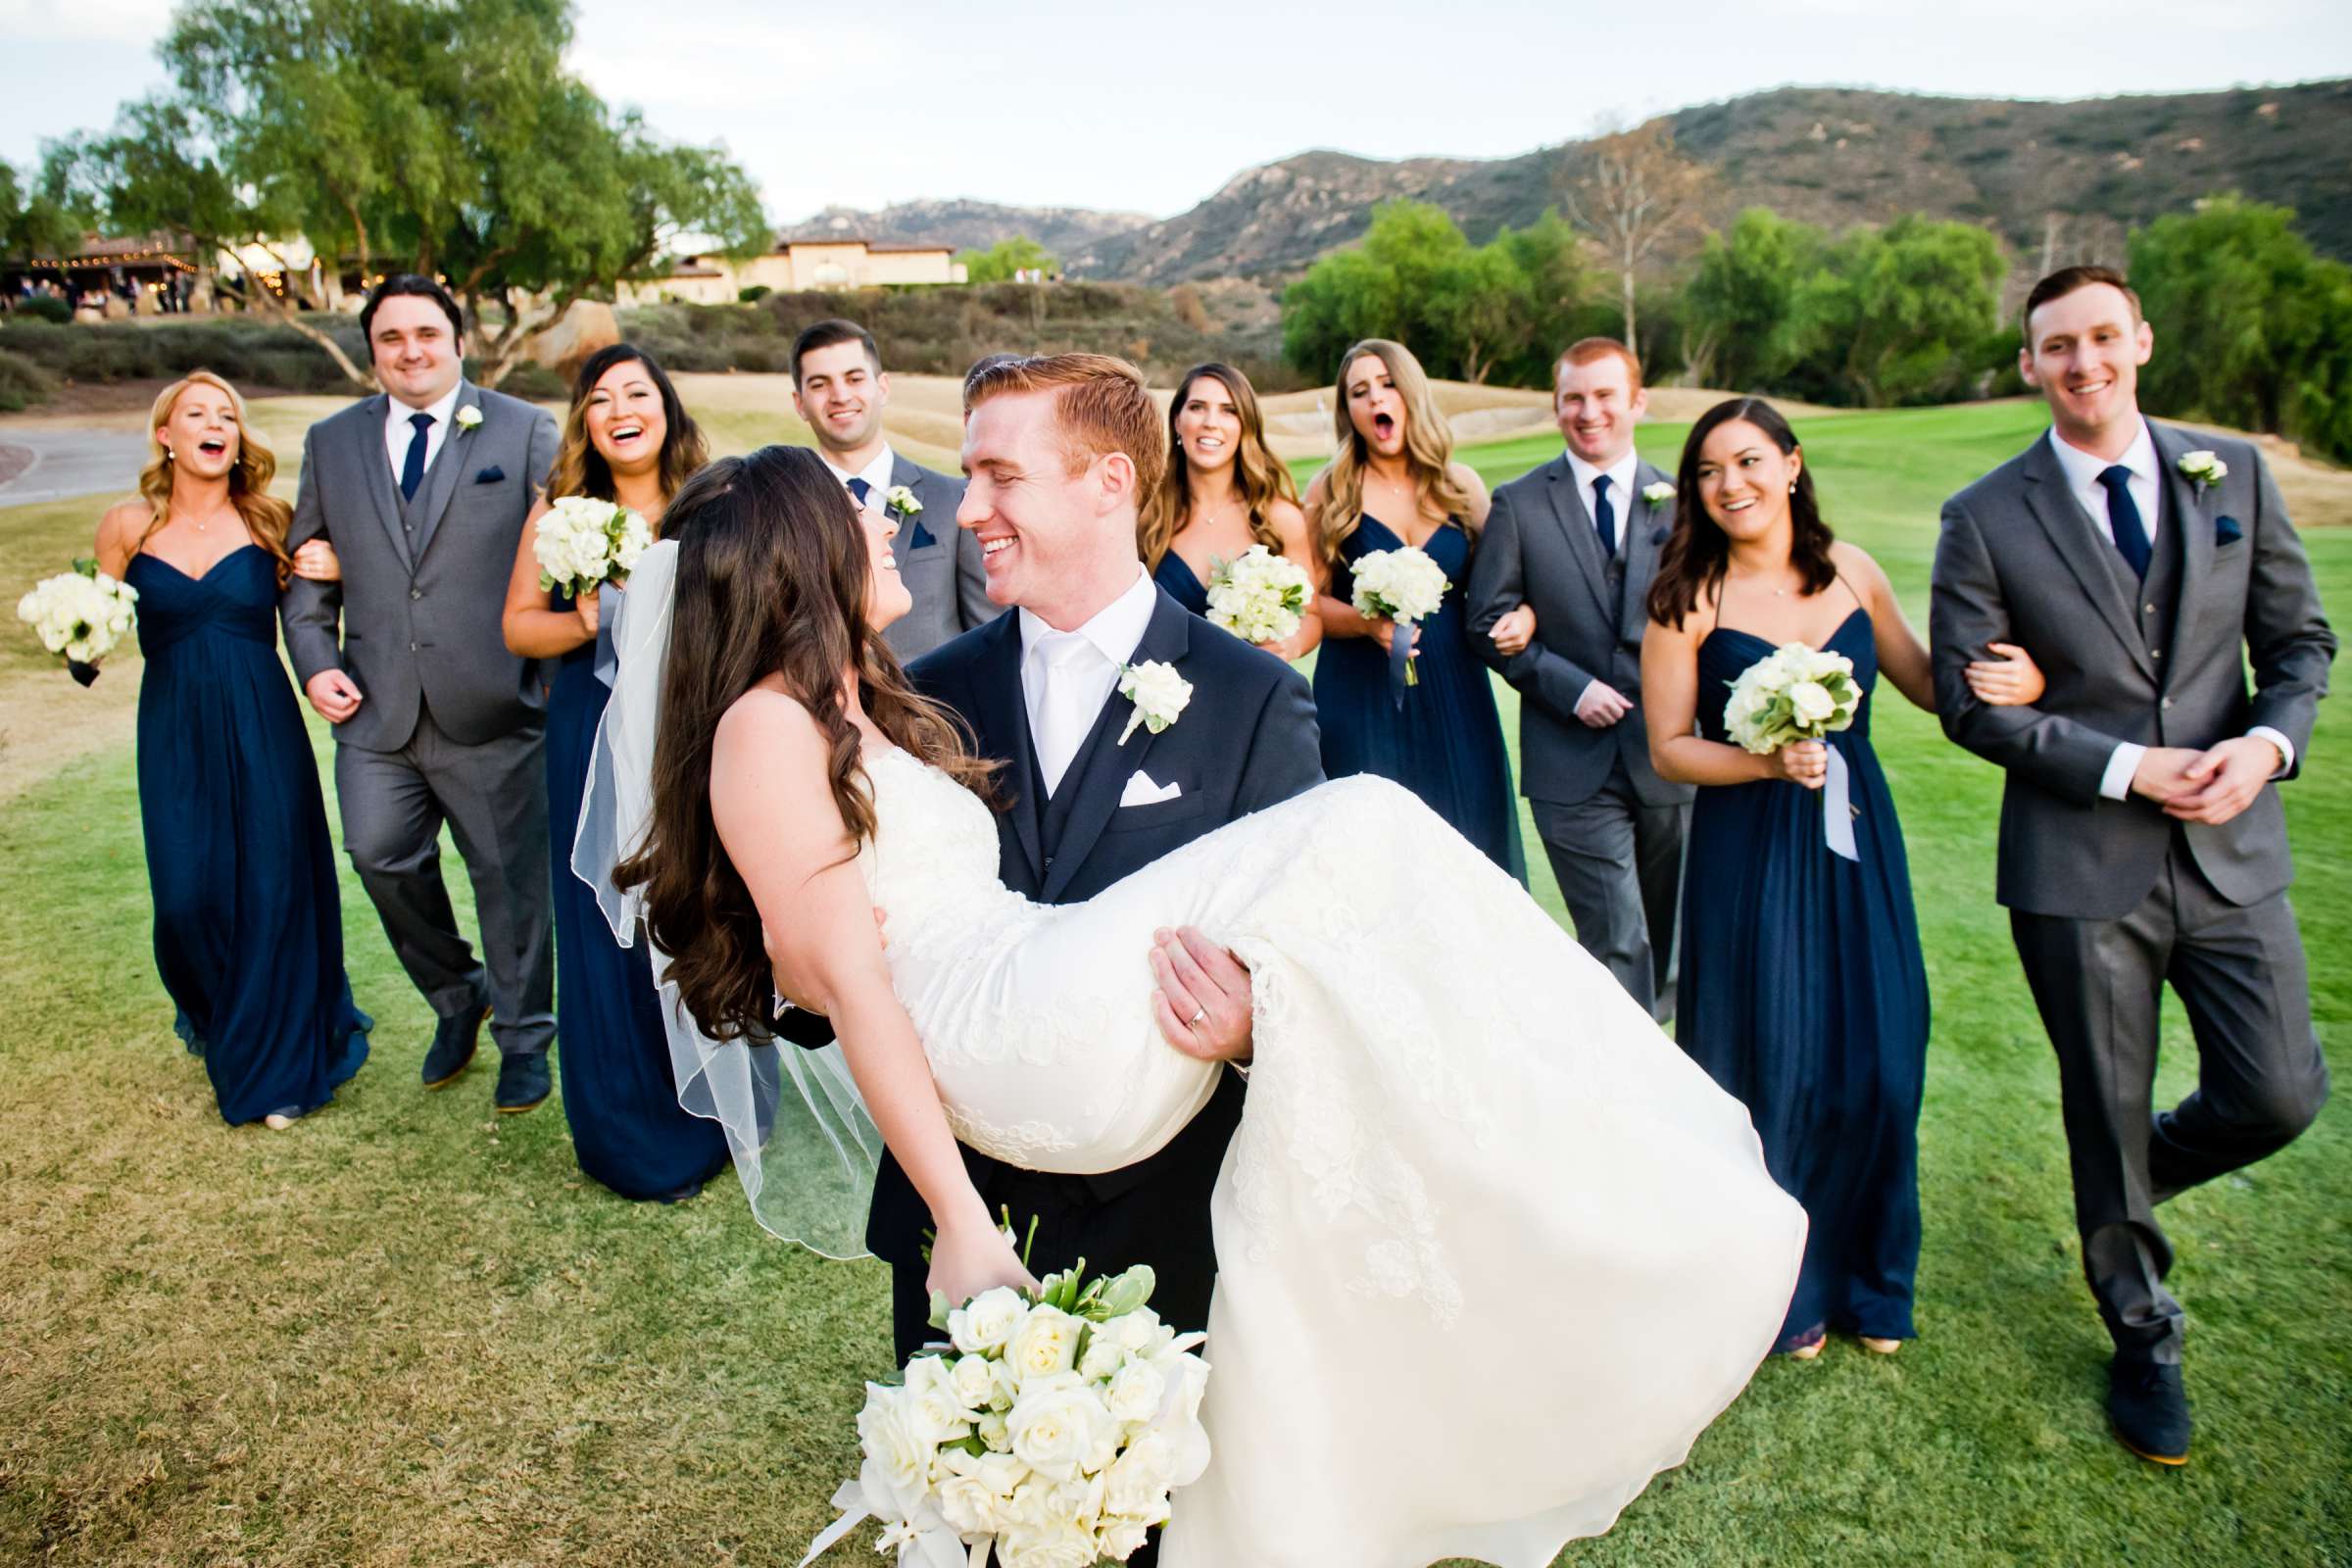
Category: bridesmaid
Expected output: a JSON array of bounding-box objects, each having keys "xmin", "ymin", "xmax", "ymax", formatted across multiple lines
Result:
[
  {"xmin": 92, "ymin": 371, "xmax": 370, "ymax": 1128},
  {"xmin": 1305, "ymin": 339, "xmax": 1524, "ymax": 879},
  {"xmin": 1141, "ymin": 362, "xmax": 1322, "ymax": 661},
  {"xmin": 501, "ymin": 345, "xmax": 729, "ymax": 1202},
  {"xmin": 1641, "ymin": 398, "xmax": 2042, "ymax": 1357}
]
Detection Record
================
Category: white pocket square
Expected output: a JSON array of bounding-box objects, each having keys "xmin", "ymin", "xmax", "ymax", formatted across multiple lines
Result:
[{"xmin": 1119, "ymin": 770, "xmax": 1182, "ymax": 808}]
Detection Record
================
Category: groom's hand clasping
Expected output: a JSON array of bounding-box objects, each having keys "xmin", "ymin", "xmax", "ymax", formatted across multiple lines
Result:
[
  {"xmin": 2164, "ymin": 736, "xmax": 2283, "ymax": 825},
  {"xmin": 1152, "ymin": 927, "xmax": 1253, "ymax": 1064},
  {"xmin": 305, "ymin": 668, "xmax": 363, "ymax": 723}
]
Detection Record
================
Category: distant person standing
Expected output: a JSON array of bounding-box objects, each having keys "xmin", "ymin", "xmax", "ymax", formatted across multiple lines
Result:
[
  {"xmin": 280, "ymin": 273, "xmax": 563, "ymax": 1114},
  {"xmin": 1932, "ymin": 266, "xmax": 2333, "ymax": 1465},
  {"xmin": 1469, "ymin": 339, "xmax": 1690, "ymax": 1018},
  {"xmin": 790, "ymin": 318, "xmax": 997, "ymax": 661}
]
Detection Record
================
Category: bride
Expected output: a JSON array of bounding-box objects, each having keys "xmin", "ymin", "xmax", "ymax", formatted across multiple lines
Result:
[{"xmin": 596, "ymin": 443, "xmax": 1805, "ymax": 1566}]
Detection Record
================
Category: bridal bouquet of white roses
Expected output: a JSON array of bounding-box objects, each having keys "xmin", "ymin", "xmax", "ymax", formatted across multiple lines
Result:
[
  {"xmin": 1722, "ymin": 642, "xmax": 1864, "ymax": 755},
  {"xmin": 532, "ymin": 496, "xmax": 651, "ymax": 595},
  {"xmin": 1348, "ymin": 544, "xmax": 1449, "ymax": 686},
  {"xmin": 806, "ymin": 1260, "xmax": 1211, "ymax": 1568},
  {"xmin": 17, "ymin": 560, "xmax": 139, "ymax": 686},
  {"xmin": 1202, "ymin": 544, "xmax": 1312, "ymax": 646}
]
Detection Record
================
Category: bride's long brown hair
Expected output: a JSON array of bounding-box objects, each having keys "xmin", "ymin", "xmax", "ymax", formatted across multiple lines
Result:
[{"xmin": 613, "ymin": 444, "xmax": 995, "ymax": 1042}]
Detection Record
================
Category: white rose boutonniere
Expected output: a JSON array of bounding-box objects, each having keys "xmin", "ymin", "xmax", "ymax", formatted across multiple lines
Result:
[
  {"xmin": 454, "ymin": 405, "xmax": 483, "ymax": 432},
  {"xmin": 1642, "ymin": 480, "xmax": 1675, "ymax": 506},
  {"xmin": 884, "ymin": 483, "xmax": 922, "ymax": 516},
  {"xmin": 1116, "ymin": 660, "xmax": 1191, "ymax": 744},
  {"xmin": 2178, "ymin": 449, "xmax": 2227, "ymax": 491}
]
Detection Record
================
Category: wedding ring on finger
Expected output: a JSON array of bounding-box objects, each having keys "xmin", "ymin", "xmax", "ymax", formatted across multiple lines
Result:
[{"xmin": 1191, "ymin": 1007, "xmax": 1208, "ymax": 1026}]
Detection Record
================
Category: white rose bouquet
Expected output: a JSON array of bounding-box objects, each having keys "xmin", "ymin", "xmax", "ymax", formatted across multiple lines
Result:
[
  {"xmin": 531, "ymin": 496, "xmax": 651, "ymax": 596},
  {"xmin": 1348, "ymin": 544, "xmax": 1449, "ymax": 688},
  {"xmin": 1201, "ymin": 544, "xmax": 1311, "ymax": 648},
  {"xmin": 1722, "ymin": 642, "xmax": 1864, "ymax": 755},
  {"xmin": 807, "ymin": 1255, "xmax": 1211, "ymax": 1567},
  {"xmin": 18, "ymin": 559, "xmax": 139, "ymax": 686}
]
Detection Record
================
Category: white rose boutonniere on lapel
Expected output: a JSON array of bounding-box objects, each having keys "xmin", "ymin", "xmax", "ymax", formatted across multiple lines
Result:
[
  {"xmin": 1116, "ymin": 660, "xmax": 1192, "ymax": 744},
  {"xmin": 883, "ymin": 483, "xmax": 922, "ymax": 517},
  {"xmin": 1642, "ymin": 480, "xmax": 1675, "ymax": 506},
  {"xmin": 454, "ymin": 405, "xmax": 483, "ymax": 432},
  {"xmin": 2177, "ymin": 450, "xmax": 2227, "ymax": 492}
]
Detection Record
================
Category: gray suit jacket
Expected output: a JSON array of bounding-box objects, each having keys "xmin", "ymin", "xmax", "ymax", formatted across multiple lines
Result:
[
  {"xmin": 1931, "ymin": 418, "xmax": 2335, "ymax": 918},
  {"xmin": 281, "ymin": 383, "xmax": 561, "ymax": 752},
  {"xmin": 1469, "ymin": 453, "xmax": 1692, "ymax": 808},
  {"xmin": 879, "ymin": 451, "xmax": 999, "ymax": 663}
]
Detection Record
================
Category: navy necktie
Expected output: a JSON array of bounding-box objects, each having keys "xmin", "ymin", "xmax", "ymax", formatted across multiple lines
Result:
[
  {"xmin": 2097, "ymin": 465, "xmax": 2150, "ymax": 581},
  {"xmin": 1592, "ymin": 472, "xmax": 1616, "ymax": 560},
  {"xmin": 399, "ymin": 411, "xmax": 434, "ymax": 502},
  {"xmin": 846, "ymin": 475, "xmax": 871, "ymax": 505}
]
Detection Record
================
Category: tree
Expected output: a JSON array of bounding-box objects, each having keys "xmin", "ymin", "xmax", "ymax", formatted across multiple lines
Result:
[
  {"xmin": 55, "ymin": 0, "xmax": 767, "ymax": 388},
  {"xmin": 1786, "ymin": 216, "xmax": 2006, "ymax": 407},
  {"xmin": 956, "ymin": 235, "xmax": 1055, "ymax": 284},
  {"xmin": 1, "ymin": 159, "xmax": 86, "ymax": 263},
  {"xmin": 1557, "ymin": 125, "xmax": 1710, "ymax": 356},
  {"xmin": 1682, "ymin": 208, "xmax": 1826, "ymax": 391},
  {"xmin": 2129, "ymin": 196, "xmax": 2352, "ymax": 463}
]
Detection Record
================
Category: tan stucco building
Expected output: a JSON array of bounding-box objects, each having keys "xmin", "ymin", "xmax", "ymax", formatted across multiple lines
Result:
[{"xmin": 624, "ymin": 237, "xmax": 966, "ymax": 305}]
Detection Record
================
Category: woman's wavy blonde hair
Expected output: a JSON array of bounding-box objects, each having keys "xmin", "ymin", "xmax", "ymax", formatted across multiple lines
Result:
[
  {"xmin": 1312, "ymin": 339, "xmax": 1474, "ymax": 563},
  {"xmin": 137, "ymin": 370, "xmax": 293, "ymax": 583},
  {"xmin": 1137, "ymin": 363, "xmax": 1299, "ymax": 570}
]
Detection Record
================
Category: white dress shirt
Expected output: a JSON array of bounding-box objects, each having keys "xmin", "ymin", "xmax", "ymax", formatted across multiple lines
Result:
[
  {"xmin": 822, "ymin": 445, "xmax": 897, "ymax": 503},
  {"xmin": 2043, "ymin": 423, "xmax": 2293, "ymax": 798},
  {"xmin": 1562, "ymin": 446, "xmax": 1642, "ymax": 711},
  {"xmin": 382, "ymin": 381, "xmax": 466, "ymax": 486},
  {"xmin": 1019, "ymin": 565, "xmax": 1156, "ymax": 797}
]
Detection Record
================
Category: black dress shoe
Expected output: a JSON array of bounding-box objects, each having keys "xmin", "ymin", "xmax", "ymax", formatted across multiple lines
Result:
[
  {"xmin": 421, "ymin": 1004, "xmax": 488, "ymax": 1088},
  {"xmin": 2108, "ymin": 1355, "xmax": 2191, "ymax": 1465},
  {"xmin": 495, "ymin": 1052, "xmax": 552, "ymax": 1114}
]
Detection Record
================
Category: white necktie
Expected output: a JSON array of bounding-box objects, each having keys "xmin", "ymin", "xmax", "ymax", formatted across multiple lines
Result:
[{"xmin": 1031, "ymin": 630, "xmax": 1103, "ymax": 798}]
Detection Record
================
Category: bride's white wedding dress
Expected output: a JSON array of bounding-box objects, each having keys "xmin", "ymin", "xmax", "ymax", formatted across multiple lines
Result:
[{"xmin": 857, "ymin": 745, "xmax": 1805, "ymax": 1568}]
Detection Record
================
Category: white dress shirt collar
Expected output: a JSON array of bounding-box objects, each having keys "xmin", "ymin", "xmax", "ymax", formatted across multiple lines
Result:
[
  {"xmin": 1017, "ymin": 563, "xmax": 1156, "ymax": 669},
  {"xmin": 1564, "ymin": 446, "xmax": 1641, "ymax": 505},
  {"xmin": 822, "ymin": 445, "xmax": 897, "ymax": 500},
  {"xmin": 2047, "ymin": 418, "xmax": 2161, "ymax": 546},
  {"xmin": 383, "ymin": 380, "xmax": 467, "ymax": 482}
]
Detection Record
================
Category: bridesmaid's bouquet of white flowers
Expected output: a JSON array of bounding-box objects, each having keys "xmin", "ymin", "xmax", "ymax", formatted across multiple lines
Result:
[
  {"xmin": 532, "ymin": 496, "xmax": 651, "ymax": 595},
  {"xmin": 1348, "ymin": 544, "xmax": 1449, "ymax": 688},
  {"xmin": 17, "ymin": 559, "xmax": 138, "ymax": 686},
  {"xmin": 1722, "ymin": 642, "xmax": 1864, "ymax": 754},
  {"xmin": 808, "ymin": 1258, "xmax": 1211, "ymax": 1567},
  {"xmin": 1202, "ymin": 544, "xmax": 1311, "ymax": 647}
]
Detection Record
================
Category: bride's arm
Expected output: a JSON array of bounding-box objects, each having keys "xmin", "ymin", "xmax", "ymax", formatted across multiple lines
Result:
[{"xmin": 710, "ymin": 691, "xmax": 1033, "ymax": 1303}]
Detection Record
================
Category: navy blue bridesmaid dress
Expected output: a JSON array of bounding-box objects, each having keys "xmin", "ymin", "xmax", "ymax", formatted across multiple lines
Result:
[
  {"xmin": 1313, "ymin": 515, "xmax": 1524, "ymax": 880},
  {"xmin": 1152, "ymin": 552, "xmax": 1210, "ymax": 616},
  {"xmin": 544, "ymin": 595, "xmax": 730, "ymax": 1200},
  {"xmin": 1677, "ymin": 607, "xmax": 1930, "ymax": 1350},
  {"xmin": 125, "ymin": 544, "xmax": 368, "ymax": 1124}
]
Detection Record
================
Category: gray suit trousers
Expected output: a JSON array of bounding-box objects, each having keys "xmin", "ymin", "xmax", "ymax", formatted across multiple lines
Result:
[
  {"xmin": 334, "ymin": 704, "xmax": 556, "ymax": 1056},
  {"xmin": 1531, "ymin": 763, "xmax": 1687, "ymax": 1020},
  {"xmin": 2010, "ymin": 835, "xmax": 2328, "ymax": 1360}
]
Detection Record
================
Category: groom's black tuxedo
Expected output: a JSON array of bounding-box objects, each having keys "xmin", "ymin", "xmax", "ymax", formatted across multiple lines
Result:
[{"xmin": 870, "ymin": 586, "xmax": 1322, "ymax": 1358}]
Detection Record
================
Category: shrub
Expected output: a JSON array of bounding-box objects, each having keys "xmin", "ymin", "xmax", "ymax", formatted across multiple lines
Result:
[
  {"xmin": 497, "ymin": 363, "xmax": 567, "ymax": 400},
  {"xmin": 0, "ymin": 318, "xmax": 364, "ymax": 393},
  {"xmin": 737, "ymin": 285, "xmax": 772, "ymax": 304},
  {"xmin": 0, "ymin": 345, "xmax": 56, "ymax": 412},
  {"xmin": 9, "ymin": 295, "xmax": 74, "ymax": 325}
]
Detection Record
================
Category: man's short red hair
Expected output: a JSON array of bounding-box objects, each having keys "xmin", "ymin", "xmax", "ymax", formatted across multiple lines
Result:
[
  {"xmin": 1555, "ymin": 337, "xmax": 1643, "ymax": 392},
  {"xmin": 962, "ymin": 353, "xmax": 1167, "ymax": 498}
]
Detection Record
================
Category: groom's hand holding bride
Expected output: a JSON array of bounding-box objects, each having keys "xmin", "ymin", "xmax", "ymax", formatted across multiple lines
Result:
[{"xmin": 1151, "ymin": 927, "xmax": 1255, "ymax": 1064}]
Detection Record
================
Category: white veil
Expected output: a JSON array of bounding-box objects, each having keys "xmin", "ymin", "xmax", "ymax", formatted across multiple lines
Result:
[{"xmin": 569, "ymin": 538, "xmax": 881, "ymax": 1257}]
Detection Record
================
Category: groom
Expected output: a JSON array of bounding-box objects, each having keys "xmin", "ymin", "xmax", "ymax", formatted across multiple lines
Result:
[
  {"xmin": 281, "ymin": 273, "xmax": 563, "ymax": 1112},
  {"xmin": 872, "ymin": 352, "xmax": 1323, "ymax": 1360},
  {"xmin": 1931, "ymin": 266, "xmax": 2334, "ymax": 1465}
]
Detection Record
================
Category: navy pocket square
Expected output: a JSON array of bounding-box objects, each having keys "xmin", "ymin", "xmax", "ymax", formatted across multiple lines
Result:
[
  {"xmin": 2215, "ymin": 514, "xmax": 2243, "ymax": 546},
  {"xmin": 474, "ymin": 465, "xmax": 507, "ymax": 485},
  {"xmin": 1649, "ymin": 524, "xmax": 1670, "ymax": 549},
  {"xmin": 907, "ymin": 519, "xmax": 937, "ymax": 551}
]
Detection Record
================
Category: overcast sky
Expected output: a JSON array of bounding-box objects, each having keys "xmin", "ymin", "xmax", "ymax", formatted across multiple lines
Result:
[{"xmin": 5, "ymin": 0, "xmax": 2350, "ymax": 222}]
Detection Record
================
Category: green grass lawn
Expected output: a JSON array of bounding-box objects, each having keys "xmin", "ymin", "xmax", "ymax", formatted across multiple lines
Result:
[{"xmin": 1, "ymin": 398, "xmax": 2346, "ymax": 1566}]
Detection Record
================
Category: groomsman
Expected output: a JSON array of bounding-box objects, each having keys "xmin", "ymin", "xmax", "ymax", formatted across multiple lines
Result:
[
  {"xmin": 791, "ymin": 318, "xmax": 998, "ymax": 661},
  {"xmin": 1932, "ymin": 266, "xmax": 2333, "ymax": 1465},
  {"xmin": 1469, "ymin": 339, "xmax": 1690, "ymax": 1018},
  {"xmin": 281, "ymin": 275, "xmax": 563, "ymax": 1110}
]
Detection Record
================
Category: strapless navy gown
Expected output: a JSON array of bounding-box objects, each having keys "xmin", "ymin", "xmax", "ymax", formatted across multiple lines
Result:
[
  {"xmin": 1152, "ymin": 552, "xmax": 1210, "ymax": 616},
  {"xmin": 1313, "ymin": 515, "xmax": 1524, "ymax": 880},
  {"xmin": 545, "ymin": 611, "xmax": 729, "ymax": 1200},
  {"xmin": 125, "ymin": 545, "xmax": 368, "ymax": 1124},
  {"xmin": 1677, "ymin": 609, "xmax": 1929, "ymax": 1349}
]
